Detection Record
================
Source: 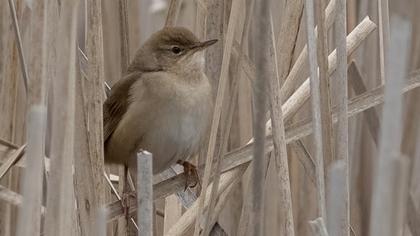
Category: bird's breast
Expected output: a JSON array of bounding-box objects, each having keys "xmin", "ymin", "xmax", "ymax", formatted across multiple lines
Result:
[{"xmin": 133, "ymin": 72, "xmax": 213, "ymax": 173}]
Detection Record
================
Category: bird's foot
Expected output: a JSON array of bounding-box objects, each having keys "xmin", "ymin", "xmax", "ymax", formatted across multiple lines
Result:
[
  {"xmin": 177, "ymin": 160, "xmax": 200, "ymax": 191},
  {"xmin": 121, "ymin": 190, "xmax": 136, "ymax": 218}
]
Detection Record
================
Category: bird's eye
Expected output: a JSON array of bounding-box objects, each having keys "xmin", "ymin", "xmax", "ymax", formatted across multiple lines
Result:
[{"xmin": 171, "ymin": 46, "xmax": 182, "ymax": 54}]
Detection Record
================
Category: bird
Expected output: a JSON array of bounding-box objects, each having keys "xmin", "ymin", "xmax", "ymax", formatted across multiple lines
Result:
[{"xmin": 103, "ymin": 27, "xmax": 217, "ymax": 185}]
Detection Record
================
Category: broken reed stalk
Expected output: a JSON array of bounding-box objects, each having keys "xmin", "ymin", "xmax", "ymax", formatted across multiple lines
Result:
[
  {"xmin": 192, "ymin": 0, "xmax": 242, "ymax": 234},
  {"xmin": 137, "ymin": 151, "xmax": 153, "ymax": 236},
  {"xmin": 304, "ymin": 0, "xmax": 327, "ymax": 220},
  {"xmin": 44, "ymin": 1, "xmax": 79, "ymax": 235},
  {"xmin": 370, "ymin": 16, "xmax": 410, "ymax": 236},
  {"xmin": 16, "ymin": 107, "xmax": 47, "ymax": 236},
  {"xmin": 333, "ymin": 0, "xmax": 350, "ymax": 235},
  {"xmin": 266, "ymin": 13, "xmax": 295, "ymax": 236}
]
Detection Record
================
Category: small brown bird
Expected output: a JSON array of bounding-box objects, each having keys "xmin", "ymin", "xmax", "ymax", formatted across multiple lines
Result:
[{"xmin": 103, "ymin": 27, "xmax": 217, "ymax": 179}]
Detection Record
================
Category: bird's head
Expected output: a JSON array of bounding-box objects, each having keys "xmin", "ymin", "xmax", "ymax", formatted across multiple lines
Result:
[{"xmin": 128, "ymin": 27, "xmax": 218, "ymax": 73}]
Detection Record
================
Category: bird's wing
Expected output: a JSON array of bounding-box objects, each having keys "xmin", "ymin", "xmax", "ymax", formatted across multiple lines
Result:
[{"xmin": 103, "ymin": 72, "xmax": 142, "ymax": 143}]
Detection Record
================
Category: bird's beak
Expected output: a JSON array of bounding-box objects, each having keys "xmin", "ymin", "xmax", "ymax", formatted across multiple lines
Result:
[{"xmin": 192, "ymin": 39, "xmax": 218, "ymax": 51}]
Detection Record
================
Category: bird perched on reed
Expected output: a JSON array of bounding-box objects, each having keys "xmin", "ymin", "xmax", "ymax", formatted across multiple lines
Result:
[{"xmin": 103, "ymin": 27, "xmax": 217, "ymax": 185}]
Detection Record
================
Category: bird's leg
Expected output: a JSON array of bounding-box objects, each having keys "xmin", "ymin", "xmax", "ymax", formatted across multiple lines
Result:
[
  {"xmin": 121, "ymin": 165, "xmax": 136, "ymax": 219},
  {"xmin": 177, "ymin": 160, "xmax": 201, "ymax": 190}
]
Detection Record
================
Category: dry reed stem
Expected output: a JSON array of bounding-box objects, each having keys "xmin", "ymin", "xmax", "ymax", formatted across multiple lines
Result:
[
  {"xmin": 16, "ymin": 107, "xmax": 46, "ymax": 236},
  {"xmin": 119, "ymin": 0, "xmax": 130, "ymax": 71},
  {"xmin": 333, "ymin": 0, "xmax": 350, "ymax": 234},
  {"xmin": 249, "ymin": 0, "xmax": 271, "ymax": 234},
  {"xmin": 266, "ymin": 13, "xmax": 295, "ymax": 236},
  {"xmin": 265, "ymin": 1, "xmax": 302, "ymax": 234},
  {"xmin": 203, "ymin": 63, "xmax": 240, "ymax": 235},
  {"xmin": 280, "ymin": 17, "xmax": 376, "ymax": 122},
  {"xmin": 407, "ymin": 127, "xmax": 420, "ymax": 235},
  {"xmin": 16, "ymin": 0, "xmax": 49, "ymax": 233},
  {"xmin": 275, "ymin": 0, "xmax": 303, "ymax": 85},
  {"xmin": 165, "ymin": 0, "xmax": 183, "ymax": 26},
  {"xmin": 7, "ymin": 0, "xmax": 29, "ymax": 92},
  {"xmin": 370, "ymin": 15, "xmax": 411, "ymax": 236},
  {"xmin": 290, "ymin": 141, "xmax": 316, "ymax": 184},
  {"xmin": 348, "ymin": 62, "xmax": 380, "ymax": 144},
  {"xmin": 207, "ymin": 178, "xmax": 238, "ymax": 231},
  {"xmin": 44, "ymin": 1, "xmax": 79, "ymax": 235},
  {"xmin": 227, "ymin": 3, "xmax": 255, "ymax": 232},
  {"xmin": 204, "ymin": 0, "xmax": 224, "ymax": 89},
  {"xmin": 117, "ymin": 0, "xmax": 130, "ymax": 233},
  {"xmin": 137, "ymin": 151, "xmax": 153, "ymax": 236},
  {"xmin": 406, "ymin": 194, "xmax": 420, "ymax": 236},
  {"xmin": 202, "ymin": 3, "xmax": 248, "ymax": 230},
  {"xmin": 370, "ymin": 157, "xmax": 411, "ymax": 236},
  {"xmin": 73, "ymin": 0, "xmax": 107, "ymax": 235},
  {"xmin": 164, "ymin": 195, "xmax": 183, "ymax": 234},
  {"xmin": 0, "ymin": 144, "xmax": 25, "ymax": 180},
  {"xmin": 106, "ymin": 72, "xmax": 420, "ymax": 220},
  {"xmin": 96, "ymin": 207, "xmax": 109, "ymax": 236},
  {"xmin": 315, "ymin": 0, "xmax": 334, "ymax": 173},
  {"xmin": 326, "ymin": 160, "xmax": 347, "ymax": 235},
  {"xmin": 0, "ymin": 138, "xmax": 19, "ymax": 149},
  {"xmin": 378, "ymin": 0, "xmax": 390, "ymax": 85},
  {"xmin": 193, "ymin": 0, "xmax": 243, "ymax": 234},
  {"xmin": 96, "ymin": 208, "xmax": 108, "ymax": 236},
  {"xmin": 194, "ymin": 0, "xmax": 207, "ymax": 38},
  {"xmin": 304, "ymin": 0, "xmax": 327, "ymax": 220},
  {"xmin": 280, "ymin": 0, "xmax": 336, "ymax": 101}
]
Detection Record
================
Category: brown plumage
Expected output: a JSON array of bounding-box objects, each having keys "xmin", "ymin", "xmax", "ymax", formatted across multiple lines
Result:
[{"xmin": 103, "ymin": 27, "xmax": 217, "ymax": 174}]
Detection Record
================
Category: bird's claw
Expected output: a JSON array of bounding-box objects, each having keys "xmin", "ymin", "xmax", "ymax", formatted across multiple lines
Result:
[
  {"xmin": 121, "ymin": 190, "xmax": 137, "ymax": 218},
  {"xmin": 177, "ymin": 160, "xmax": 200, "ymax": 191}
]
